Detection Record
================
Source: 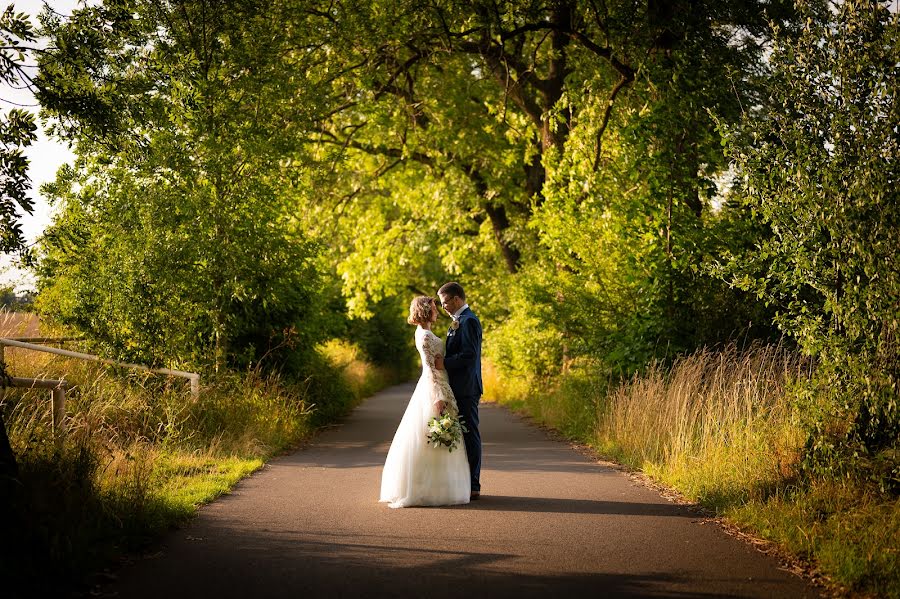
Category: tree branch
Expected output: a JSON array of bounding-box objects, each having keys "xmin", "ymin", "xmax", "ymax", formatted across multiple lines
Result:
[
  {"xmin": 316, "ymin": 128, "xmax": 437, "ymax": 168},
  {"xmin": 462, "ymin": 164, "xmax": 520, "ymax": 273},
  {"xmin": 499, "ymin": 21, "xmax": 634, "ymax": 80},
  {"xmin": 592, "ymin": 74, "xmax": 633, "ymax": 172},
  {"xmin": 455, "ymin": 38, "xmax": 544, "ymax": 128}
]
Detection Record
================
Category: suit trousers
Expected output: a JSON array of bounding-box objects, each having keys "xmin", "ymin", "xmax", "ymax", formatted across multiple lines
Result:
[{"xmin": 456, "ymin": 394, "xmax": 481, "ymax": 492}]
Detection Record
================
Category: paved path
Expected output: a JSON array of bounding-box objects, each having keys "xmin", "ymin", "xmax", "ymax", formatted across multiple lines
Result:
[{"xmin": 108, "ymin": 383, "xmax": 817, "ymax": 598}]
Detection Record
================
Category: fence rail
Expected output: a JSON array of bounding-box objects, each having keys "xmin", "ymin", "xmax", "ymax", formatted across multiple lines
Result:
[
  {"xmin": 0, "ymin": 338, "xmax": 200, "ymax": 399},
  {"xmin": 4, "ymin": 337, "xmax": 82, "ymax": 344}
]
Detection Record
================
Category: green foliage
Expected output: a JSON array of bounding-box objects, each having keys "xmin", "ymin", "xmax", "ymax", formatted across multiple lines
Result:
[
  {"xmin": 528, "ymin": 0, "xmax": 789, "ymax": 374},
  {"xmin": 720, "ymin": 0, "xmax": 900, "ymax": 484},
  {"xmin": 0, "ymin": 4, "xmax": 38, "ymax": 252},
  {"xmin": 36, "ymin": 152, "xmax": 324, "ymax": 370},
  {"xmin": 31, "ymin": 0, "xmax": 797, "ymax": 380},
  {"xmin": 344, "ymin": 296, "xmax": 418, "ymax": 369},
  {"xmin": 487, "ymin": 262, "xmax": 567, "ymax": 378},
  {"xmin": 28, "ymin": 0, "xmax": 896, "ymax": 478},
  {"xmin": 292, "ymin": 0, "xmax": 792, "ymax": 379},
  {"xmin": 34, "ymin": 0, "xmax": 330, "ymax": 371}
]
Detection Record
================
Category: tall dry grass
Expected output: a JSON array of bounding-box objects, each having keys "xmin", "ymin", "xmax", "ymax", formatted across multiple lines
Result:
[
  {"xmin": 597, "ymin": 343, "xmax": 812, "ymax": 506},
  {"xmin": 0, "ymin": 309, "xmax": 41, "ymax": 337}
]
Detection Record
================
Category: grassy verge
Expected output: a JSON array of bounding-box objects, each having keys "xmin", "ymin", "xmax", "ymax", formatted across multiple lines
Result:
[
  {"xmin": 1, "ymin": 338, "xmax": 406, "ymax": 597},
  {"xmin": 483, "ymin": 345, "xmax": 900, "ymax": 598}
]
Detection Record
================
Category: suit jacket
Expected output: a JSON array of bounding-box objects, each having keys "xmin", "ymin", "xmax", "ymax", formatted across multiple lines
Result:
[{"xmin": 444, "ymin": 307, "xmax": 483, "ymax": 399}]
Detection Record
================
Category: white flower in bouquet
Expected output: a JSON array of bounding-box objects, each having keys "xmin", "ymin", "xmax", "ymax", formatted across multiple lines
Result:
[{"xmin": 426, "ymin": 411, "xmax": 468, "ymax": 452}]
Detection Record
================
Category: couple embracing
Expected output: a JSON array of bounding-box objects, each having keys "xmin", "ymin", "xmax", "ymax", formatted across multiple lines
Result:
[{"xmin": 379, "ymin": 282, "xmax": 483, "ymax": 508}]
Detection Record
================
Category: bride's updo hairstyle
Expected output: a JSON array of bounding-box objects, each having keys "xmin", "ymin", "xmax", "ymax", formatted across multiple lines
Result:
[{"xmin": 407, "ymin": 296, "xmax": 436, "ymax": 326}]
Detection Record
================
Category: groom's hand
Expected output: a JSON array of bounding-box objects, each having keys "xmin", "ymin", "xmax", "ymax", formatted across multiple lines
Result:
[
  {"xmin": 436, "ymin": 400, "xmax": 447, "ymax": 413},
  {"xmin": 434, "ymin": 355, "xmax": 444, "ymax": 370}
]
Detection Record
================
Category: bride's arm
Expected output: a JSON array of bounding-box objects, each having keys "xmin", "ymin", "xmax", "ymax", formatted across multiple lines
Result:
[
  {"xmin": 420, "ymin": 332, "xmax": 449, "ymax": 376},
  {"xmin": 420, "ymin": 334, "xmax": 450, "ymax": 413}
]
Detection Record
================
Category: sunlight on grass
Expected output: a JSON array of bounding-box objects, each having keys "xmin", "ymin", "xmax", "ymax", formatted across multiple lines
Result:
[
  {"xmin": 728, "ymin": 480, "xmax": 900, "ymax": 598},
  {"xmin": 318, "ymin": 339, "xmax": 400, "ymax": 402},
  {"xmin": 154, "ymin": 453, "xmax": 264, "ymax": 510}
]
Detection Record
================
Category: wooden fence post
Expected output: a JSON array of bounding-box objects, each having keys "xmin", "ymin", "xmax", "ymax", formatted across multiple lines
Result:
[
  {"xmin": 190, "ymin": 374, "xmax": 199, "ymax": 401},
  {"xmin": 51, "ymin": 386, "xmax": 66, "ymax": 439}
]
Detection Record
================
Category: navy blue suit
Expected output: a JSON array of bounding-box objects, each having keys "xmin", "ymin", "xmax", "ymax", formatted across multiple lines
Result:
[{"xmin": 444, "ymin": 307, "xmax": 482, "ymax": 492}]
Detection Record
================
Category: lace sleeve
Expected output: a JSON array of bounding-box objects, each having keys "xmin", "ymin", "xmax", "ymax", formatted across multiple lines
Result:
[
  {"xmin": 420, "ymin": 331, "xmax": 456, "ymax": 412},
  {"xmin": 418, "ymin": 330, "xmax": 439, "ymax": 373}
]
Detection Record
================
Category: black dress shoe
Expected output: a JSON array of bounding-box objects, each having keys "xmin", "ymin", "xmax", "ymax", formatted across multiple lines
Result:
[{"xmin": 470, "ymin": 492, "xmax": 480, "ymax": 500}]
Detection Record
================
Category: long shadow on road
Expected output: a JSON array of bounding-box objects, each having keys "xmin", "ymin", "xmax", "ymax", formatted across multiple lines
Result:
[
  {"xmin": 115, "ymin": 523, "xmax": 757, "ymax": 599},
  {"xmin": 465, "ymin": 494, "xmax": 698, "ymax": 516}
]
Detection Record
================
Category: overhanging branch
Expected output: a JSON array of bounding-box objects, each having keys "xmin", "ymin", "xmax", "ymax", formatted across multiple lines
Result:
[
  {"xmin": 499, "ymin": 21, "xmax": 635, "ymax": 80},
  {"xmin": 592, "ymin": 74, "xmax": 633, "ymax": 172}
]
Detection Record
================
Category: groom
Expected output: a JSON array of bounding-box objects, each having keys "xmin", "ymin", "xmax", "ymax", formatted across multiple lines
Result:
[{"xmin": 438, "ymin": 282, "xmax": 483, "ymax": 500}]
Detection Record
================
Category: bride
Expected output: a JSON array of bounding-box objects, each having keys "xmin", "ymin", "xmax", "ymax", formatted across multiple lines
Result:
[{"xmin": 379, "ymin": 296, "xmax": 471, "ymax": 508}]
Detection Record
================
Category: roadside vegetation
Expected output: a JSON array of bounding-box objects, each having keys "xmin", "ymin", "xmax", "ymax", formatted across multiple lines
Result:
[
  {"xmin": 1, "ymin": 333, "xmax": 411, "ymax": 597},
  {"xmin": 485, "ymin": 345, "xmax": 900, "ymax": 598}
]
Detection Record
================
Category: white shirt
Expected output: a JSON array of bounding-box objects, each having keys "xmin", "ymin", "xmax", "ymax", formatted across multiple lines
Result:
[{"xmin": 452, "ymin": 303, "xmax": 469, "ymax": 320}]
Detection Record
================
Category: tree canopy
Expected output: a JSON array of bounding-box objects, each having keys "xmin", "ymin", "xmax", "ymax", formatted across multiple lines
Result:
[{"xmin": 721, "ymin": 0, "xmax": 899, "ymax": 470}]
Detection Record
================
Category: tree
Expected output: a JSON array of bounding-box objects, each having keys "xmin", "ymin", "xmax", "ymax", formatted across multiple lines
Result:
[
  {"xmin": 721, "ymin": 0, "xmax": 899, "ymax": 482},
  {"xmin": 0, "ymin": 4, "xmax": 37, "ymax": 252},
  {"xmin": 299, "ymin": 0, "xmax": 794, "ymax": 370},
  {"xmin": 32, "ymin": 0, "xmax": 804, "ymax": 385},
  {"xmin": 35, "ymin": 0, "xmax": 331, "ymax": 371}
]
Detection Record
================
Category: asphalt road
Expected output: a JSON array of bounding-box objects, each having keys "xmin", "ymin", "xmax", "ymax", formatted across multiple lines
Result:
[{"xmin": 106, "ymin": 382, "xmax": 818, "ymax": 598}]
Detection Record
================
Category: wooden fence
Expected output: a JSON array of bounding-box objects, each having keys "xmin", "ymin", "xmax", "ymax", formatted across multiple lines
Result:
[{"xmin": 0, "ymin": 338, "xmax": 200, "ymax": 436}]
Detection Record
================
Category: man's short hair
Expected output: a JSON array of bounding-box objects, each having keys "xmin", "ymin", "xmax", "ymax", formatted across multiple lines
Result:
[{"xmin": 438, "ymin": 281, "xmax": 466, "ymax": 301}]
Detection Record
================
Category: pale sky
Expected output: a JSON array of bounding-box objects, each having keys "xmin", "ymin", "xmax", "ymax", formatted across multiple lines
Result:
[{"xmin": 1, "ymin": 0, "xmax": 81, "ymax": 291}]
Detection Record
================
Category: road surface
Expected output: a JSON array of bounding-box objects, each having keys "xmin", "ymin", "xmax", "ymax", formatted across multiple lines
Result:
[{"xmin": 107, "ymin": 382, "xmax": 817, "ymax": 598}]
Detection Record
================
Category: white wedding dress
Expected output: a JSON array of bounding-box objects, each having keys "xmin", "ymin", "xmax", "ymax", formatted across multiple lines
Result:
[{"xmin": 379, "ymin": 326, "xmax": 471, "ymax": 508}]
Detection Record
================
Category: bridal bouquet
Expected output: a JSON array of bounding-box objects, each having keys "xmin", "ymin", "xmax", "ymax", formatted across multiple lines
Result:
[{"xmin": 426, "ymin": 412, "xmax": 468, "ymax": 452}]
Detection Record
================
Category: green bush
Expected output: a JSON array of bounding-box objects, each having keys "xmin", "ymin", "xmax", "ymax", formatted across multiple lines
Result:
[{"xmin": 720, "ymin": 1, "xmax": 900, "ymax": 485}]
